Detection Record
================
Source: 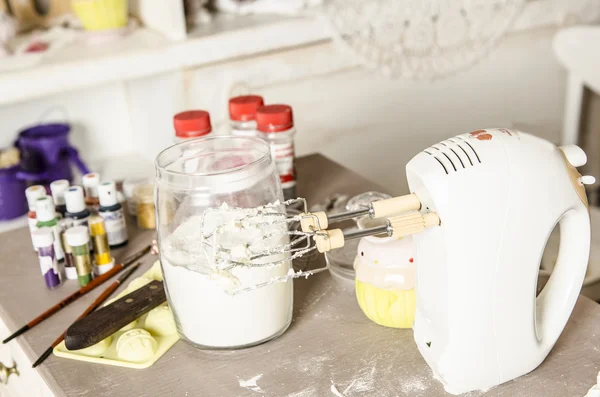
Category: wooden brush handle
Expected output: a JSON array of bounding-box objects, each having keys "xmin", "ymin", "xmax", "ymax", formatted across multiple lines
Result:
[
  {"xmin": 27, "ymin": 264, "xmax": 125, "ymax": 328},
  {"xmin": 64, "ymin": 281, "xmax": 166, "ymax": 351}
]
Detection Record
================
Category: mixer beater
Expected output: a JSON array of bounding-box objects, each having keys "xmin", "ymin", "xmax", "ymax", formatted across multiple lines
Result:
[{"xmin": 199, "ymin": 194, "xmax": 440, "ymax": 294}]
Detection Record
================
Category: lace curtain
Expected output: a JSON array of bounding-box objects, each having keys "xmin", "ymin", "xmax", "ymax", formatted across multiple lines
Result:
[{"xmin": 325, "ymin": 0, "xmax": 526, "ymax": 80}]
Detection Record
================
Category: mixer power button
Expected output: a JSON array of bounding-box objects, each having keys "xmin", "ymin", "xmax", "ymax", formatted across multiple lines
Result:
[{"xmin": 559, "ymin": 145, "xmax": 588, "ymax": 167}]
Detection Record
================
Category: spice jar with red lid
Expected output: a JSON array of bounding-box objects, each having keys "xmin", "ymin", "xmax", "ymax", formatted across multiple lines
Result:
[
  {"xmin": 229, "ymin": 95, "xmax": 264, "ymax": 137},
  {"xmin": 256, "ymin": 104, "xmax": 297, "ymax": 201},
  {"xmin": 173, "ymin": 110, "xmax": 212, "ymax": 142}
]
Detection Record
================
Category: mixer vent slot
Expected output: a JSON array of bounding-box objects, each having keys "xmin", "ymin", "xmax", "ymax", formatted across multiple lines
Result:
[
  {"xmin": 424, "ymin": 137, "xmax": 482, "ymax": 175},
  {"xmin": 453, "ymin": 142, "xmax": 473, "ymax": 166},
  {"xmin": 455, "ymin": 137, "xmax": 481, "ymax": 163},
  {"xmin": 423, "ymin": 150, "xmax": 449, "ymax": 174},
  {"xmin": 440, "ymin": 151, "xmax": 457, "ymax": 171}
]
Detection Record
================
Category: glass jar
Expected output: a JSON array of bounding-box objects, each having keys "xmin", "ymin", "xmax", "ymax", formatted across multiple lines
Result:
[{"xmin": 155, "ymin": 136, "xmax": 293, "ymax": 349}]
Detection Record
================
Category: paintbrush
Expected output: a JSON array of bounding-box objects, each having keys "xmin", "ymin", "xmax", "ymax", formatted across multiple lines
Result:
[
  {"xmin": 32, "ymin": 263, "xmax": 141, "ymax": 368},
  {"xmin": 2, "ymin": 245, "xmax": 151, "ymax": 344}
]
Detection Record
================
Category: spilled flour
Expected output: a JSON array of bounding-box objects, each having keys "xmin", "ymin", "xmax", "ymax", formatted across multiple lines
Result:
[
  {"xmin": 298, "ymin": 354, "xmax": 332, "ymax": 376},
  {"xmin": 286, "ymin": 388, "xmax": 317, "ymax": 397},
  {"xmin": 345, "ymin": 365, "xmax": 377, "ymax": 394},
  {"xmin": 238, "ymin": 374, "xmax": 264, "ymax": 393},
  {"xmin": 400, "ymin": 375, "xmax": 428, "ymax": 394},
  {"xmin": 330, "ymin": 382, "xmax": 345, "ymax": 397},
  {"xmin": 328, "ymin": 346, "xmax": 434, "ymax": 397}
]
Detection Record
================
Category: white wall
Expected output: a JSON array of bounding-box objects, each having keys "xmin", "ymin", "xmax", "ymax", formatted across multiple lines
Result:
[
  {"xmin": 0, "ymin": 82, "xmax": 133, "ymax": 169},
  {"xmin": 175, "ymin": 27, "xmax": 567, "ymax": 195},
  {"xmin": 266, "ymin": 27, "xmax": 566, "ymax": 194},
  {"xmin": 0, "ymin": 26, "xmax": 568, "ymax": 195}
]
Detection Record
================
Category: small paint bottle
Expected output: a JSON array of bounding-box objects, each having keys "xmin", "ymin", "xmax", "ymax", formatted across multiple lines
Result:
[
  {"xmin": 89, "ymin": 215, "xmax": 114, "ymax": 275},
  {"xmin": 25, "ymin": 185, "xmax": 47, "ymax": 251},
  {"xmin": 98, "ymin": 181, "xmax": 128, "ymax": 248},
  {"xmin": 32, "ymin": 229, "xmax": 62, "ymax": 289},
  {"xmin": 59, "ymin": 218, "xmax": 78, "ymax": 280},
  {"xmin": 82, "ymin": 173, "xmax": 101, "ymax": 212},
  {"xmin": 36, "ymin": 197, "xmax": 65, "ymax": 262},
  {"xmin": 65, "ymin": 186, "xmax": 91, "ymax": 226},
  {"xmin": 50, "ymin": 179, "xmax": 70, "ymax": 218},
  {"xmin": 65, "ymin": 186, "xmax": 93, "ymax": 251},
  {"xmin": 64, "ymin": 226, "xmax": 93, "ymax": 287}
]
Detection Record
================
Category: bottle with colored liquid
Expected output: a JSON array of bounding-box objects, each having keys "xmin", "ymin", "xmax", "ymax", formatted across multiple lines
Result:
[
  {"xmin": 98, "ymin": 181, "xmax": 128, "ymax": 248},
  {"xmin": 89, "ymin": 215, "xmax": 114, "ymax": 275},
  {"xmin": 65, "ymin": 186, "xmax": 92, "ymax": 251},
  {"xmin": 32, "ymin": 229, "xmax": 62, "ymax": 289},
  {"xmin": 64, "ymin": 226, "xmax": 93, "ymax": 287},
  {"xmin": 25, "ymin": 185, "xmax": 46, "ymax": 251},
  {"xmin": 59, "ymin": 218, "xmax": 78, "ymax": 280},
  {"xmin": 50, "ymin": 179, "xmax": 70, "ymax": 218},
  {"xmin": 82, "ymin": 173, "xmax": 100, "ymax": 212},
  {"xmin": 35, "ymin": 197, "xmax": 65, "ymax": 262},
  {"xmin": 65, "ymin": 186, "xmax": 91, "ymax": 226}
]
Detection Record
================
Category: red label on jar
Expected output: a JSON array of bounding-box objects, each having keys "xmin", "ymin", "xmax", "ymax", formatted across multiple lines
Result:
[{"xmin": 270, "ymin": 142, "xmax": 296, "ymax": 188}]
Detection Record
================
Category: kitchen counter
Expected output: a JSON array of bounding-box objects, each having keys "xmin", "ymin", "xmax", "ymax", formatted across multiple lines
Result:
[{"xmin": 1, "ymin": 154, "xmax": 600, "ymax": 397}]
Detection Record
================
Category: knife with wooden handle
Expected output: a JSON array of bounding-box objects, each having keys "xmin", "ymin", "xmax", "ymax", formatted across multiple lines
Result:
[{"xmin": 65, "ymin": 280, "xmax": 167, "ymax": 351}]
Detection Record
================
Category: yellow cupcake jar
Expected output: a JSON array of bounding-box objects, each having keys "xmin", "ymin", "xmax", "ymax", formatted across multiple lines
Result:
[{"xmin": 354, "ymin": 217, "xmax": 416, "ymax": 328}]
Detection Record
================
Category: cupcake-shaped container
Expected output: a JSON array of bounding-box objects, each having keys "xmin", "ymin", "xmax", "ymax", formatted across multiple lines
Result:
[{"xmin": 354, "ymin": 217, "xmax": 416, "ymax": 328}]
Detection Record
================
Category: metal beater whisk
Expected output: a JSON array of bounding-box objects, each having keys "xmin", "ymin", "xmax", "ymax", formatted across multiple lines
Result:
[{"xmin": 199, "ymin": 194, "xmax": 441, "ymax": 294}]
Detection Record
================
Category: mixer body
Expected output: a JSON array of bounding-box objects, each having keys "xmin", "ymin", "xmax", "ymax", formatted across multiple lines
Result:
[{"xmin": 407, "ymin": 129, "xmax": 591, "ymax": 394}]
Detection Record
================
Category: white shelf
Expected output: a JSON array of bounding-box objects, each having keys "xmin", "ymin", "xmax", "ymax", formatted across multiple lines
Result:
[{"xmin": 0, "ymin": 13, "xmax": 331, "ymax": 106}]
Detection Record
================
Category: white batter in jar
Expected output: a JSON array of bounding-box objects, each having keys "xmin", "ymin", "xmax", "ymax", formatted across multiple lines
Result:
[{"xmin": 155, "ymin": 136, "xmax": 293, "ymax": 349}]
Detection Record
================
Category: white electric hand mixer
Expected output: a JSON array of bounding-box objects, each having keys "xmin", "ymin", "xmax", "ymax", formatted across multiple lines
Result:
[{"xmin": 201, "ymin": 128, "xmax": 594, "ymax": 394}]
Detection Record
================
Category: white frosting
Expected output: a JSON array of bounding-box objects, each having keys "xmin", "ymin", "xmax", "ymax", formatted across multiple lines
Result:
[{"xmin": 160, "ymin": 203, "xmax": 293, "ymax": 348}]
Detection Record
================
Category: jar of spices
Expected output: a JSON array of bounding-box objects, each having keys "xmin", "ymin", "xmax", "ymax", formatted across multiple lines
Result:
[
  {"xmin": 134, "ymin": 183, "xmax": 155, "ymax": 229},
  {"xmin": 229, "ymin": 95, "xmax": 264, "ymax": 137},
  {"xmin": 257, "ymin": 105, "xmax": 297, "ymax": 201},
  {"xmin": 122, "ymin": 177, "xmax": 148, "ymax": 217},
  {"xmin": 173, "ymin": 110, "xmax": 212, "ymax": 142}
]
